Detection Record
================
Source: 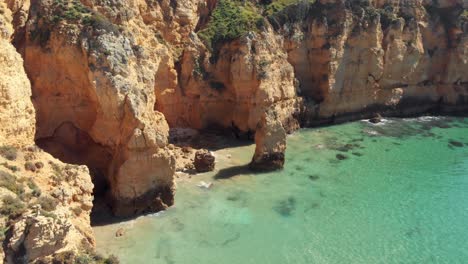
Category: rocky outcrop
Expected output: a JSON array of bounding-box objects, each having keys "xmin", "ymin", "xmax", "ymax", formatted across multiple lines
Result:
[
  {"xmin": 0, "ymin": 0, "xmax": 466, "ymax": 260},
  {"xmin": 15, "ymin": 0, "xmax": 177, "ymax": 216},
  {"xmin": 2, "ymin": 0, "xmax": 464, "ymax": 201},
  {"xmin": 4, "ymin": 159, "xmax": 94, "ymax": 263},
  {"xmin": 194, "ymin": 149, "xmax": 215, "ymax": 172},
  {"xmin": 0, "ymin": 3, "xmax": 95, "ymax": 262},
  {"xmin": 156, "ymin": 28, "xmax": 303, "ymax": 134},
  {"xmin": 250, "ymin": 109, "xmax": 287, "ymax": 171},
  {"xmin": 0, "ymin": 2, "xmax": 35, "ymax": 147},
  {"xmin": 155, "ymin": 0, "xmax": 467, "ymax": 135},
  {"xmin": 282, "ymin": 0, "xmax": 468, "ymax": 125}
]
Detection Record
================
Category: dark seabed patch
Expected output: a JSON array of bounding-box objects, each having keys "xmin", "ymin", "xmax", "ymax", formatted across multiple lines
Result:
[
  {"xmin": 310, "ymin": 202, "xmax": 320, "ymax": 209},
  {"xmin": 170, "ymin": 218, "xmax": 185, "ymax": 232},
  {"xmin": 221, "ymin": 232, "xmax": 240, "ymax": 246},
  {"xmin": 336, "ymin": 154, "xmax": 348, "ymax": 160},
  {"xmin": 405, "ymin": 227, "xmax": 422, "ymax": 238},
  {"xmin": 295, "ymin": 165, "xmax": 305, "ymax": 172},
  {"xmin": 273, "ymin": 196, "xmax": 296, "ymax": 217},
  {"xmin": 308, "ymin": 174, "xmax": 320, "ymax": 181},
  {"xmin": 448, "ymin": 140, "xmax": 464, "ymax": 148},
  {"xmin": 304, "ymin": 202, "xmax": 321, "ymax": 213},
  {"xmin": 226, "ymin": 191, "xmax": 248, "ymax": 206}
]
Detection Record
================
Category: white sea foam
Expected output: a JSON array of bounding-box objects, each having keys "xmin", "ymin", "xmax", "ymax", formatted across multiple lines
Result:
[
  {"xmin": 362, "ymin": 118, "xmax": 391, "ymax": 126},
  {"xmin": 363, "ymin": 129, "xmax": 380, "ymax": 136},
  {"xmin": 402, "ymin": 116, "xmax": 441, "ymax": 122}
]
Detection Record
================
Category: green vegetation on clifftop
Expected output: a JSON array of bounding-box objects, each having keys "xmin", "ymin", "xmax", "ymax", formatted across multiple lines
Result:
[
  {"xmin": 264, "ymin": 0, "xmax": 315, "ymax": 16},
  {"xmin": 198, "ymin": 0, "xmax": 263, "ymax": 51}
]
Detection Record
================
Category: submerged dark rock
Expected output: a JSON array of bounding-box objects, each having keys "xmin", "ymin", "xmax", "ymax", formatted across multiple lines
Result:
[
  {"xmin": 448, "ymin": 140, "xmax": 464, "ymax": 148},
  {"xmin": 295, "ymin": 165, "xmax": 305, "ymax": 171},
  {"xmin": 310, "ymin": 202, "xmax": 320, "ymax": 209},
  {"xmin": 273, "ymin": 196, "xmax": 296, "ymax": 217},
  {"xmin": 336, "ymin": 154, "xmax": 348, "ymax": 160},
  {"xmin": 308, "ymin": 174, "xmax": 320, "ymax": 181},
  {"xmin": 336, "ymin": 144, "xmax": 355, "ymax": 152}
]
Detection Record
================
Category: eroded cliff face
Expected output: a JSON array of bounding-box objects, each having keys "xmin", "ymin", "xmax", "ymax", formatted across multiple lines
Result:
[
  {"xmin": 156, "ymin": 29, "xmax": 302, "ymax": 133},
  {"xmin": 2, "ymin": 0, "xmax": 465, "ymax": 209},
  {"xmin": 0, "ymin": 0, "xmax": 466, "ymax": 261},
  {"xmin": 1, "ymin": 0, "xmax": 464, "ymax": 213},
  {"xmin": 0, "ymin": 3, "xmax": 95, "ymax": 262},
  {"xmin": 152, "ymin": 0, "xmax": 467, "ymax": 134},
  {"xmin": 10, "ymin": 0, "xmax": 178, "ymax": 216},
  {"xmin": 285, "ymin": 0, "xmax": 468, "ymax": 125}
]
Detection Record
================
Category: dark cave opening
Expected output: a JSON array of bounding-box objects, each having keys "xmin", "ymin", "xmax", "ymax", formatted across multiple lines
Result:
[{"xmin": 35, "ymin": 121, "xmax": 115, "ymax": 225}]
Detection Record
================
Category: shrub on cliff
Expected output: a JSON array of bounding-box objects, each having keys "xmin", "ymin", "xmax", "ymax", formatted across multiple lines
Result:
[
  {"xmin": 71, "ymin": 252, "xmax": 120, "ymax": 264},
  {"xmin": 50, "ymin": 0, "xmax": 91, "ymax": 24},
  {"xmin": 1, "ymin": 162, "xmax": 19, "ymax": 172},
  {"xmin": 0, "ymin": 195, "xmax": 26, "ymax": 219},
  {"xmin": 378, "ymin": 4, "xmax": 398, "ymax": 30},
  {"xmin": 198, "ymin": 0, "xmax": 263, "ymax": 51},
  {"xmin": 37, "ymin": 196, "xmax": 59, "ymax": 212},
  {"xmin": 0, "ymin": 145, "xmax": 17, "ymax": 161},
  {"xmin": 27, "ymin": 179, "xmax": 41, "ymax": 197},
  {"xmin": 32, "ymin": 0, "xmax": 119, "ymax": 42},
  {"xmin": 82, "ymin": 11, "xmax": 119, "ymax": 34},
  {"xmin": 264, "ymin": 0, "xmax": 315, "ymax": 17},
  {"xmin": 0, "ymin": 171, "xmax": 25, "ymax": 195}
]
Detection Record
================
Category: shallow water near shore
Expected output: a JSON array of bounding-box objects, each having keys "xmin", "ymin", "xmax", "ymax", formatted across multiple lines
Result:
[{"xmin": 94, "ymin": 117, "xmax": 468, "ymax": 264}]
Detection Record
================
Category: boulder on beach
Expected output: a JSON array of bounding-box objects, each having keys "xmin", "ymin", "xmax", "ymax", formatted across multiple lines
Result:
[{"xmin": 194, "ymin": 149, "xmax": 215, "ymax": 172}]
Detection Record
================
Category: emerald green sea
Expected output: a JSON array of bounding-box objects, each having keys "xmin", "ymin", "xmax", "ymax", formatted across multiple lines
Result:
[{"xmin": 94, "ymin": 117, "xmax": 468, "ymax": 264}]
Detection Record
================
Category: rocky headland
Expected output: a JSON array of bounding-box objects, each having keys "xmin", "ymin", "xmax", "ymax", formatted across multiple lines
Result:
[{"xmin": 0, "ymin": 0, "xmax": 466, "ymax": 262}]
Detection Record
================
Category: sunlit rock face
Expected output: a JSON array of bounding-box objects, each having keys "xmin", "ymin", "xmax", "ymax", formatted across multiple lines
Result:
[
  {"xmin": 3, "ymin": 0, "xmax": 465, "ymax": 217},
  {"xmin": 16, "ymin": 0, "xmax": 177, "ymax": 216},
  {"xmin": 0, "ymin": 3, "xmax": 94, "ymax": 263}
]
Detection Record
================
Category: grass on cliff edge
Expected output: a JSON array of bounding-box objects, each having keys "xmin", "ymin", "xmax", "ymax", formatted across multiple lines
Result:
[
  {"xmin": 197, "ymin": 0, "xmax": 263, "ymax": 51},
  {"xmin": 197, "ymin": 0, "xmax": 319, "ymax": 50},
  {"xmin": 264, "ymin": 0, "xmax": 316, "ymax": 16}
]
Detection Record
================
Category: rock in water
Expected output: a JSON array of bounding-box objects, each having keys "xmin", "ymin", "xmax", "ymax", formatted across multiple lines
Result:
[
  {"xmin": 194, "ymin": 149, "xmax": 215, "ymax": 172},
  {"xmin": 250, "ymin": 109, "xmax": 286, "ymax": 171},
  {"xmin": 369, "ymin": 114, "xmax": 382, "ymax": 124}
]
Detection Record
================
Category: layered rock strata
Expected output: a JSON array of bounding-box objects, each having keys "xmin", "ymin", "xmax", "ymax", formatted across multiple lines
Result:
[
  {"xmin": 13, "ymin": 0, "xmax": 177, "ymax": 216},
  {"xmin": 0, "ymin": 3, "xmax": 95, "ymax": 262},
  {"xmin": 0, "ymin": 0, "xmax": 466, "ymax": 261}
]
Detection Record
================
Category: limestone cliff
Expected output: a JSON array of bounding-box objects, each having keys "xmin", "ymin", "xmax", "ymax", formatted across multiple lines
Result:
[
  {"xmin": 3, "ymin": 0, "xmax": 466, "ymax": 212},
  {"xmin": 0, "ymin": 3, "xmax": 96, "ymax": 262},
  {"xmin": 154, "ymin": 0, "xmax": 468, "ymax": 132},
  {"xmin": 0, "ymin": 0, "xmax": 467, "ymax": 261},
  {"xmin": 15, "ymin": 0, "xmax": 177, "ymax": 216},
  {"xmin": 286, "ymin": 0, "xmax": 468, "ymax": 125}
]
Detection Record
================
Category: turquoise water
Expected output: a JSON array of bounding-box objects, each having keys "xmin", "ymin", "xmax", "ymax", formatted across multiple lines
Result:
[{"xmin": 94, "ymin": 117, "xmax": 468, "ymax": 264}]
